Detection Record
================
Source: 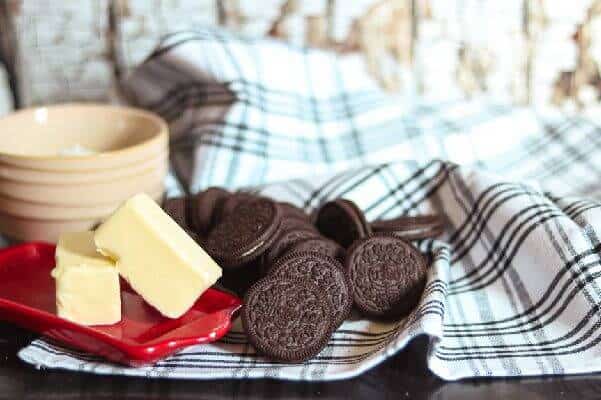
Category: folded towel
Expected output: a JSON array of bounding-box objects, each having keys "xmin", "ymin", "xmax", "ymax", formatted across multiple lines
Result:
[{"xmin": 19, "ymin": 28, "xmax": 601, "ymax": 381}]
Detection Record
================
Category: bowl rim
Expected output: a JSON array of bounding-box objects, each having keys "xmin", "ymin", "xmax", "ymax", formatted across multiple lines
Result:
[{"xmin": 0, "ymin": 103, "xmax": 168, "ymax": 161}]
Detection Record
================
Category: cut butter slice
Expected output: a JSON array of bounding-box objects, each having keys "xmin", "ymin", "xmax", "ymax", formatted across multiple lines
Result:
[
  {"xmin": 94, "ymin": 193, "xmax": 222, "ymax": 319},
  {"xmin": 52, "ymin": 231, "xmax": 121, "ymax": 326}
]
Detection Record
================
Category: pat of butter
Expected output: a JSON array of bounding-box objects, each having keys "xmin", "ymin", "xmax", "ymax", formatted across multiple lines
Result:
[
  {"xmin": 94, "ymin": 193, "xmax": 222, "ymax": 319},
  {"xmin": 52, "ymin": 231, "xmax": 121, "ymax": 326}
]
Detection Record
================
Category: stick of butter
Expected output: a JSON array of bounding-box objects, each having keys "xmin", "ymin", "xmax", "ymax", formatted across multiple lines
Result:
[
  {"xmin": 52, "ymin": 231, "xmax": 121, "ymax": 325},
  {"xmin": 94, "ymin": 193, "xmax": 222, "ymax": 319}
]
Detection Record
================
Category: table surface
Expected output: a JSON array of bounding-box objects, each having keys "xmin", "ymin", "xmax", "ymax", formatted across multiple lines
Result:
[{"xmin": 2, "ymin": 324, "xmax": 601, "ymax": 399}]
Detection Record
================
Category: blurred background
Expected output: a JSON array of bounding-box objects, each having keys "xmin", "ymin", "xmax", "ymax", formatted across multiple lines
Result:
[{"xmin": 0, "ymin": 0, "xmax": 599, "ymax": 118}]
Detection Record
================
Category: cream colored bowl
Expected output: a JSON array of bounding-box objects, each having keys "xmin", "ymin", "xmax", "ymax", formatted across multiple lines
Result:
[
  {"xmin": 0, "ymin": 104, "xmax": 168, "ymax": 171},
  {"xmin": 0, "ymin": 103, "xmax": 170, "ymax": 242}
]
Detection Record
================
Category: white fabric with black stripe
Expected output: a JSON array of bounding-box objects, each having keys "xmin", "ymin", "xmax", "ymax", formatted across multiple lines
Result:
[{"xmin": 18, "ymin": 28, "xmax": 601, "ymax": 381}]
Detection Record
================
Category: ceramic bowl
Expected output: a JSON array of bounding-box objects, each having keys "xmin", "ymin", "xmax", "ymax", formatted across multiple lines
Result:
[
  {"xmin": 0, "ymin": 104, "xmax": 170, "ymax": 242},
  {"xmin": 0, "ymin": 104, "xmax": 168, "ymax": 171}
]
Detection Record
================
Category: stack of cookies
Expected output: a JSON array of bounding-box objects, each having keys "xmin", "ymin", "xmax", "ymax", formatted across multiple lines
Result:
[{"xmin": 163, "ymin": 188, "xmax": 443, "ymax": 362}]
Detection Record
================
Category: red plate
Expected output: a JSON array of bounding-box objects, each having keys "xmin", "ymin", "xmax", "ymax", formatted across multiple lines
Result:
[{"xmin": 0, "ymin": 242, "xmax": 242, "ymax": 366}]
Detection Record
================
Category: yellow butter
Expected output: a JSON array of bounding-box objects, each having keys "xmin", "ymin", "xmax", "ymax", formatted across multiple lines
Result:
[
  {"xmin": 52, "ymin": 231, "xmax": 121, "ymax": 326},
  {"xmin": 94, "ymin": 193, "xmax": 222, "ymax": 319}
]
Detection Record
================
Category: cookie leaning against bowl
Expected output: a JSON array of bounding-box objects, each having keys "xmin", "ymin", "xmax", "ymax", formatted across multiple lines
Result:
[
  {"xmin": 314, "ymin": 199, "xmax": 371, "ymax": 248},
  {"xmin": 269, "ymin": 252, "xmax": 352, "ymax": 328},
  {"xmin": 345, "ymin": 233, "xmax": 428, "ymax": 319},
  {"xmin": 204, "ymin": 198, "xmax": 283, "ymax": 268},
  {"xmin": 242, "ymin": 277, "xmax": 334, "ymax": 363}
]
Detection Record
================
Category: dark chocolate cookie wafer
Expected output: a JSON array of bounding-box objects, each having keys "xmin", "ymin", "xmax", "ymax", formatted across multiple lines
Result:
[
  {"xmin": 279, "ymin": 216, "xmax": 318, "ymax": 234},
  {"xmin": 315, "ymin": 199, "xmax": 371, "ymax": 248},
  {"xmin": 285, "ymin": 237, "xmax": 345, "ymax": 262},
  {"xmin": 269, "ymin": 252, "xmax": 352, "ymax": 327},
  {"xmin": 261, "ymin": 228, "xmax": 321, "ymax": 271},
  {"xmin": 242, "ymin": 278, "xmax": 334, "ymax": 362},
  {"xmin": 279, "ymin": 202, "xmax": 310, "ymax": 221},
  {"xmin": 345, "ymin": 233, "xmax": 427, "ymax": 318},
  {"xmin": 205, "ymin": 198, "xmax": 282, "ymax": 268},
  {"xmin": 218, "ymin": 258, "xmax": 263, "ymax": 296},
  {"xmin": 213, "ymin": 192, "xmax": 260, "ymax": 224},
  {"xmin": 163, "ymin": 197, "xmax": 188, "ymax": 229},
  {"xmin": 189, "ymin": 187, "xmax": 230, "ymax": 234},
  {"xmin": 163, "ymin": 198, "xmax": 202, "ymax": 243},
  {"xmin": 371, "ymin": 214, "xmax": 444, "ymax": 241}
]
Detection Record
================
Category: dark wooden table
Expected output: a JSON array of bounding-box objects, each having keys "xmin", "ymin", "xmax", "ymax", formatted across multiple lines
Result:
[{"xmin": 1, "ymin": 324, "xmax": 600, "ymax": 399}]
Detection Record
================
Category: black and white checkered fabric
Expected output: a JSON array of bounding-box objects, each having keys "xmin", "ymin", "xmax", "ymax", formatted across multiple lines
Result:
[{"xmin": 18, "ymin": 28, "xmax": 601, "ymax": 381}]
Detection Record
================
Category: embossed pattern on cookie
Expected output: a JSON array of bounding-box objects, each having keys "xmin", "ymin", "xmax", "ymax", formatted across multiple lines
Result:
[
  {"xmin": 345, "ymin": 233, "xmax": 427, "ymax": 318},
  {"xmin": 269, "ymin": 252, "xmax": 352, "ymax": 328},
  {"xmin": 242, "ymin": 278, "xmax": 334, "ymax": 363}
]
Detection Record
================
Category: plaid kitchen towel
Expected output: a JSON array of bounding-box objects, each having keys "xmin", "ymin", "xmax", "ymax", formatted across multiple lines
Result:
[{"xmin": 18, "ymin": 28, "xmax": 601, "ymax": 381}]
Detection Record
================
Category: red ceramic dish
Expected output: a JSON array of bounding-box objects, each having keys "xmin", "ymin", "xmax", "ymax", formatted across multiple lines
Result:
[{"xmin": 0, "ymin": 242, "xmax": 242, "ymax": 366}]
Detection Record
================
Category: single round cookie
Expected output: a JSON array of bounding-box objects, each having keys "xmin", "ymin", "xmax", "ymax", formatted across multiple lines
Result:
[
  {"xmin": 269, "ymin": 252, "xmax": 352, "ymax": 327},
  {"xmin": 189, "ymin": 187, "xmax": 230, "ymax": 234},
  {"xmin": 242, "ymin": 278, "xmax": 334, "ymax": 363},
  {"xmin": 205, "ymin": 198, "xmax": 282, "ymax": 268},
  {"xmin": 163, "ymin": 197, "xmax": 188, "ymax": 229},
  {"xmin": 345, "ymin": 233, "xmax": 428, "ymax": 318},
  {"xmin": 261, "ymin": 228, "xmax": 321, "ymax": 270},
  {"xmin": 315, "ymin": 199, "xmax": 371, "ymax": 248},
  {"xmin": 285, "ymin": 237, "xmax": 345, "ymax": 262},
  {"xmin": 371, "ymin": 215, "xmax": 444, "ymax": 241}
]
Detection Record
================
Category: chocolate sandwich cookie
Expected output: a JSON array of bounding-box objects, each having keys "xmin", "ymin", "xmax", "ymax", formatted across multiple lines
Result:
[
  {"xmin": 218, "ymin": 258, "xmax": 263, "ymax": 296},
  {"xmin": 345, "ymin": 233, "xmax": 427, "ymax": 318},
  {"xmin": 213, "ymin": 192, "xmax": 260, "ymax": 224},
  {"xmin": 163, "ymin": 197, "xmax": 188, "ymax": 229},
  {"xmin": 279, "ymin": 216, "xmax": 318, "ymax": 234},
  {"xmin": 285, "ymin": 237, "xmax": 345, "ymax": 262},
  {"xmin": 279, "ymin": 202, "xmax": 310, "ymax": 221},
  {"xmin": 162, "ymin": 197, "xmax": 202, "ymax": 244},
  {"xmin": 189, "ymin": 187, "xmax": 230, "ymax": 234},
  {"xmin": 242, "ymin": 278, "xmax": 334, "ymax": 362},
  {"xmin": 371, "ymin": 214, "xmax": 444, "ymax": 241},
  {"xmin": 315, "ymin": 199, "xmax": 371, "ymax": 248},
  {"xmin": 261, "ymin": 228, "xmax": 321, "ymax": 271},
  {"xmin": 205, "ymin": 198, "xmax": 282, "ymax": 268},
  {"xmin": 269, "ymin": 252, "xmax": 352, "ymax": 327}
]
